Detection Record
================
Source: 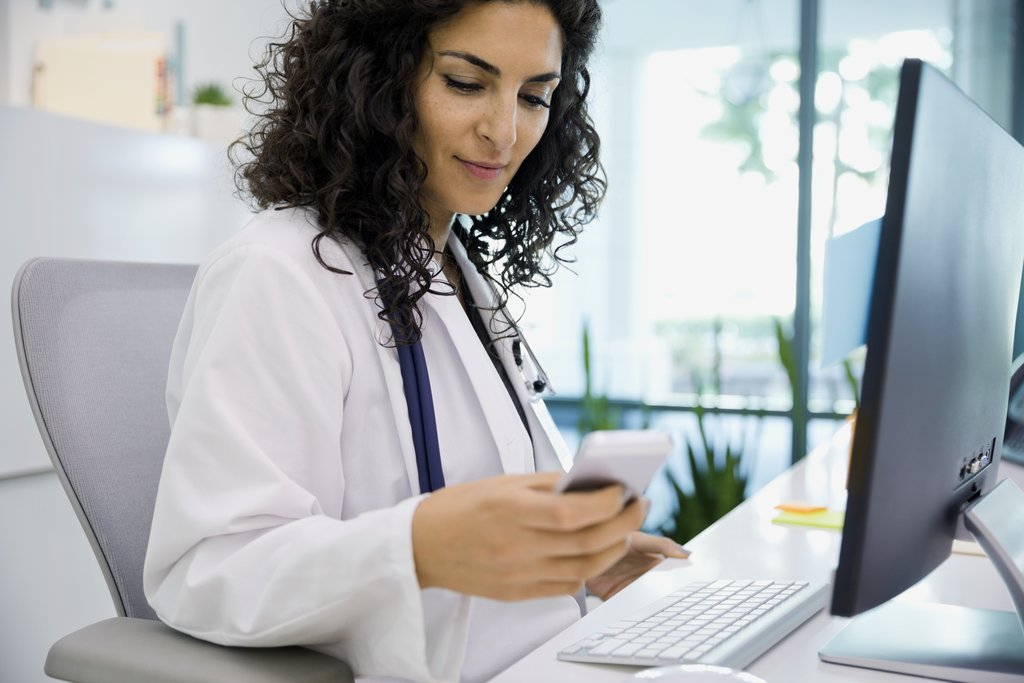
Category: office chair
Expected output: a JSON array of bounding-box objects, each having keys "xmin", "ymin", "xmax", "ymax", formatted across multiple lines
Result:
[{"xmin": 12, "ymin": 257, "xmax": 354, "ymax": 683}]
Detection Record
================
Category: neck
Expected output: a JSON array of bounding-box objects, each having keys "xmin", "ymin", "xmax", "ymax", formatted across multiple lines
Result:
[{"xmin": 428, "ymin": 213, "xmax": 457, "ymax": 254}]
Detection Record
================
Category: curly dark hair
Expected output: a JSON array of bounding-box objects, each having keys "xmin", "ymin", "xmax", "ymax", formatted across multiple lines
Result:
[{"xmin": 231, "ymin": 0, "xmax": 605, "ymax": 344}]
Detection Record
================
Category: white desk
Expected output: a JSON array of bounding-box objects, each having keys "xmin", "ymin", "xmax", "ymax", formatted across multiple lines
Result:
[{"xmin": 492, "ymin": 424, "xmax": 1024, "ymax": 682}]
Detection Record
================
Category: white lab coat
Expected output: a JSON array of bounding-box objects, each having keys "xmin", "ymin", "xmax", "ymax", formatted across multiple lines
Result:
[{"xmin": 143, "ymin": 207, "xmax": 581, "ymax": 683}]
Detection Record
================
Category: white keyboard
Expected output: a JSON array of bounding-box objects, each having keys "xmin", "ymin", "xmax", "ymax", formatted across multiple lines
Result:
[{"xmin": 558, "ymin": 579, "xmax": 829, "ymax": 669}]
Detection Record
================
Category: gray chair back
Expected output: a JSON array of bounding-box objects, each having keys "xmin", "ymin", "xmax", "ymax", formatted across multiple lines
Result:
[{"xmin": 12, "ymin": 257, "xmax": 198, "ymax": 620}]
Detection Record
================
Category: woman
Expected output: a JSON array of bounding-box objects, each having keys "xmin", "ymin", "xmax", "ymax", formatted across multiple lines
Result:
[{"xmin": 144, "ymin": 2, "xmax": 686, "ymax": 682}]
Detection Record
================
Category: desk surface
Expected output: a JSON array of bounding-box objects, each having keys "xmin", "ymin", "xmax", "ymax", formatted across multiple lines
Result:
[{"xmin": 492, "ymin": 424, "xmax": 1024, "ymax": 682}]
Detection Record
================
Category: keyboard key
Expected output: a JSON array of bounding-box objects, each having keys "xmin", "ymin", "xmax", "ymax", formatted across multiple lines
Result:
[
  {"xmin": 629, "ymin": 596, "xmax": 686, "ymax": 622},
  {"xmin": 612, "ymin": 643, "xmax": 647, "ymax": 657},
  {"xmin": 588, "ymin": 639, "xmax": 627, "ymax": 656},
  {"xmin": 659, "ymin": 645, "xmax": 694, "ymax": 660}
]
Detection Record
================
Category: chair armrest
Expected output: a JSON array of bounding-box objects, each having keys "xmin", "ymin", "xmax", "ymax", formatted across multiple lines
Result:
[{"xmin": 45, "ymin": 617, "xmax": 354, "ymax": 683}]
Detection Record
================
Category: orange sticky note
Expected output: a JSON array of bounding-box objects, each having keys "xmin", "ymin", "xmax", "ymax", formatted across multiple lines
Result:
[{"xmin": 774, "ymin": 501, "xmax": 828, "ymax": 514}]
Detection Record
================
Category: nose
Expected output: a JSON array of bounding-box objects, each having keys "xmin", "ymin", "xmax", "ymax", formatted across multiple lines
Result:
[{"xmin": 478, "ymin": 95, "xmax": 517, "ymax": 151}]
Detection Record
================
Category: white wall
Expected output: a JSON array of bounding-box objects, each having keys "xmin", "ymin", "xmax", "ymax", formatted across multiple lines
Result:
[
  {"xmin": 1, "ymin": 104, "xmax": 252, "ymax": 477},
  {"xmin": 0, "ymin": 104, "xmax": 253, "ymax": 682},
  {"xmin": 0, "ymin": 0, "xmax": 10, "ymax": 103},
  {"xmin": 0, "ymin": 472, "xmax": 114, "ymax": 683},
  {"xmin": 3, "ymin": 0, "xmax": 295, "ymax": 107}
]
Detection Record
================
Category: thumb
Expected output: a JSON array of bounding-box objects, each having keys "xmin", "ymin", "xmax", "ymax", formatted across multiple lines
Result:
[{"xmin": 629, "ymin": 531, "xmax": 691, "ymax": 559}]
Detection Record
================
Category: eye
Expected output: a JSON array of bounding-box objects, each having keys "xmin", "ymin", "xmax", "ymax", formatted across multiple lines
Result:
[
  {"xmin": 444, "ymin": 76, "xmax": 483, "ymax": 94},
  {"xmin": 521, "ymin": 93, "xmax": 551, "ymax": 110}
]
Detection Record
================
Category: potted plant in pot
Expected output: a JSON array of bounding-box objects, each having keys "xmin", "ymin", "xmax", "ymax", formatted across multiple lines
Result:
[{"xmin": 191, "ymin": 82, "xmax": 242, "ymax": 147}]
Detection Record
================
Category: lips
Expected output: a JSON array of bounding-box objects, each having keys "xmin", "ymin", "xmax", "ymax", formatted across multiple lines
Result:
[{"xmin": 457, "ymin": 157, "xmax": 507, "ymax": 181}]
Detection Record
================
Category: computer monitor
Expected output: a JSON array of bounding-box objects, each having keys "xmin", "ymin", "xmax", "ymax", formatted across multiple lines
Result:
[
  {"xmin": 1014, "ymin": 281, "xmax": 1024, "ymax": 361},
  {"xmin": 1004, "ymin": 353, "xmax": 1024, "ymax": 466},
  {"xmin": 819, "ymin": 59, "xmax": 1024, "ymax": 680}
]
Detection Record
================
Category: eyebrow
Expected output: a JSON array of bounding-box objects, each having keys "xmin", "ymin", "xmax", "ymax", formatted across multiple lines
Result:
[{"xmin": 436, "ymin": 50, "xmax": 561, "ymax": 83}]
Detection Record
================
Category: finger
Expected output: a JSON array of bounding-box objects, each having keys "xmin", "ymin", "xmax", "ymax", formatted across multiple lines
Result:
[
  {"xmin": 516, "ymin": 484, "xmax": 629, "ymax": 532},
  {"xmin": 628, "ymin": 531, "xmax": 691, "ymax": 559},
  {"xmin": 535, "ymin": 537, "xmax": 632, "ymax": 582},
  {"xmin": 514, "ymin": 471, "xmax": 564, "ymax": 492},
  {"xmin": 532, "ymin": 498, "xmax": 648, "ymax": 558}
]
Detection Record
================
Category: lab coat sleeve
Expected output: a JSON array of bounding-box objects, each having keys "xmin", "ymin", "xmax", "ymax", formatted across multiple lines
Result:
[{"xmin": 143, "ymin": 244, "xmax": 469, "ymax": 683}]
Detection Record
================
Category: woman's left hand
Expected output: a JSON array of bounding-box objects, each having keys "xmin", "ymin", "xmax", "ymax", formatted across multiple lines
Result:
[{"xmin": 584, "ymin": 531, "xmax": 691, "ymax": 601}]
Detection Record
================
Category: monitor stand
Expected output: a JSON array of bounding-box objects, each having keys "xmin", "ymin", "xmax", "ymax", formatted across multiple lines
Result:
[{"xmin": 818, "ymin": 478, "xmax": 1024, "ymax": 682}]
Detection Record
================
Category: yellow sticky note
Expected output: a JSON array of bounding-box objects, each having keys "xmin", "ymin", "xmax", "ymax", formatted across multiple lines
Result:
[
  {"xmin": 774, "ymin": 501, "xmax": 828, "ymax": 514},
  {"xmin": 772, "ymin": 508, "xmax": 845, "ymax": 530}
]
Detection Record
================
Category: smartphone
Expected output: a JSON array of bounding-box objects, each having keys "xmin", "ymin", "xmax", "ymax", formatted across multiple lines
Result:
[{"xmin": 554, "ymin": 429, "xmax": 672, "ymax": 502}]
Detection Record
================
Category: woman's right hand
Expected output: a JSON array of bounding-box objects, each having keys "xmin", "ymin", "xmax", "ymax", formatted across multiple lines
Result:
[{"xmin": 411, "ymin": 472, "xmax": 646, "ymax": 600}]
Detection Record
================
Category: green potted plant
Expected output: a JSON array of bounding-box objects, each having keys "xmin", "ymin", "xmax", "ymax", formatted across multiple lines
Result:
[
  {"xmin": 657, "ymin": 403, "xmax": 751, "ymax": 544},
  {"xmin": 193, "ymin": 82, "xmax": 233, "ymax": 107},
  {"xmin": 655, "ymin": 343, "xmax": 755, "ymax": 545},
  {"xmin": 190, "ymin": 82, "xmax": 241, "ymax": 147},
  {"xmin": 577, "ymin": 321, "xmax": 621, "ymax": 435}
]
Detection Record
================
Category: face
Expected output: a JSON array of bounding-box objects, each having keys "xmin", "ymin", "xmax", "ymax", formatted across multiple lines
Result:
[{"xmin": 411, "ymin": 1, "xmax": 563, "ymax": 234}]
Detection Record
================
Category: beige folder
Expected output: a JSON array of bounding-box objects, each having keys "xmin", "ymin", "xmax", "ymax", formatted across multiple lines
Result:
[{"xmin": 32, "ymin": 32, "xmax": 169, "ymax": 132}]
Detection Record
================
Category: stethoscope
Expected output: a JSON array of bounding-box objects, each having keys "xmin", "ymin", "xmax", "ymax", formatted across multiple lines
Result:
[{"xmin": 512, "ymin": 332, "xmax": 554, "ymax": 401}]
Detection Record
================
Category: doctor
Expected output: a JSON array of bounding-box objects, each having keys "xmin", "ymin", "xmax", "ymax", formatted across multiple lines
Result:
[{"xmin": 144, "ymin": 1, "xmax": 687, "ymax": 682}]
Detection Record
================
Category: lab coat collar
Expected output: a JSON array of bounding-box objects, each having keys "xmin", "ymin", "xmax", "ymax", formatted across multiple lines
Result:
[
  {"xmin": 446, "ymin": 235, "xmax": 573, "ymax": 474},
  {"xmin": 351, "ymin": 234, "xmax": 571, "ymax": 498}
]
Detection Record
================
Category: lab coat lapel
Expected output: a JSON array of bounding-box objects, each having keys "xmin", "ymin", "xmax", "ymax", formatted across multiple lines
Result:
[
  {"xmin": 447, "ymin": 236, "xmax": 574, "ymax": 474},
  {"xmin": 348, "ymin": 253, "xmax": 423, "ymax": 497},
  {"xmin": 423, "ymin": 265, "xmax": 533, "ymax": 477}
]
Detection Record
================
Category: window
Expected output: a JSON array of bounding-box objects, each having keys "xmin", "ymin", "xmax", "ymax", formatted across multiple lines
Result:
[{"xmin": 523, "ymin": 0, "xmax": 1021, "ymax": 520}]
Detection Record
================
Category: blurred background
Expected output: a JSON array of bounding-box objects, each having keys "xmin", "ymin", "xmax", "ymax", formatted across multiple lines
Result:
[
  {"xmin": 1, "ymin": 1, "xmax": 1022, "ymax": 680},
  {"xmin": 528, "ymin": 0, "xmax": 1022, "ymax": 538}
]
